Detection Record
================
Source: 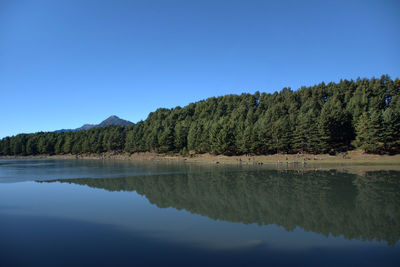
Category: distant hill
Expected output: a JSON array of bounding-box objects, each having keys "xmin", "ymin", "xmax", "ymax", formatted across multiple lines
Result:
[
  {"xmin": 1, "ymin": 76, "xmax": 399, "ymax": 156},
  {"xmin": 55, "ymin": 116, "xmax": 134, "ymax": 132}
]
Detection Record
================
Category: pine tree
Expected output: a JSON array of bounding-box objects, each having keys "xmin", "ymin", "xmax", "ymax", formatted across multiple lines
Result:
[
  {"xmin": 355, "ymin": 111, "xmax": 384, "ymax": 152},
  {"xmin": 382, "ymin": 105, "xmax": 400, "ymax": 153}
]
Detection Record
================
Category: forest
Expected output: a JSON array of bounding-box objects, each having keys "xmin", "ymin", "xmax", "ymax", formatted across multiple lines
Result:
[{"xmin": 1, "ymin": 75, "xmax": 399, "ymax": 156}]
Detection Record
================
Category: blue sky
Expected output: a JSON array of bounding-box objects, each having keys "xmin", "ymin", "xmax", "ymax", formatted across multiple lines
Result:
[{"xmin": 1, "ymin": 0, "xmax": 399, "ymax": 138}]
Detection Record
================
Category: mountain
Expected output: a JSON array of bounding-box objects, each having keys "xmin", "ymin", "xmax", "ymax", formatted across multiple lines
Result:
[
  {"xmin": 97, "ymin": 115, "xmax": 134, "ymax": 128},
  {"xmin": 55, "ymin": 116, "xmax": 134, "ymax": 132}
]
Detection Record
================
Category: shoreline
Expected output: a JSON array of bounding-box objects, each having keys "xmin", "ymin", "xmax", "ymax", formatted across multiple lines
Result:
[{"xmin": 1, "ymin": 150, "xmax": 400, "ymax": 169}]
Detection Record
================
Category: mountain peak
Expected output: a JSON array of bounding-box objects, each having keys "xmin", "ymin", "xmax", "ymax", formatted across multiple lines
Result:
[
  {"xmin": 101, "ymin": 115, "xmax": 120, "ymax": 123},
  {"xmin": 107, "ymin": 115, "xmax": 119, "ymax": 119},
  {"xmin": 98, "ymin": 115, "xmax": 133, "ymax": 128},
  {"xmin": 55, "ymin": 115, "xmax": 134, "ymax": 132}
]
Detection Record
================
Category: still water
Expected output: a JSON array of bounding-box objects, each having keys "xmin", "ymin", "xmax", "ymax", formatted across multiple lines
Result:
[{"xmin": 0, "ymin": 159, "xmax": 399, "ymax": 266}]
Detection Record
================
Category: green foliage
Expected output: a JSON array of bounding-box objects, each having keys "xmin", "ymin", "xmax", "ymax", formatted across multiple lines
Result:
[
  {"xmin": 1, "ymin": 76, "xmax": 399, "ymax": 156},
  {"xmin": 319, "ymin": 97, "xmax": 353, "ymax": 151},
  {"xmin": 354, "ymin": 111, "xmax": 385, "ymax": 153},
  {"xmin": 382, "ymin": 99, "xmax": 400, "ymax": 153}
]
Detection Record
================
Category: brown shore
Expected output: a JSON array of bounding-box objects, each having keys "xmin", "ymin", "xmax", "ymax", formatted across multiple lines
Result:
[{"xmin": 2, "ymin": 150, "xmax": 400, "ymax": 172}]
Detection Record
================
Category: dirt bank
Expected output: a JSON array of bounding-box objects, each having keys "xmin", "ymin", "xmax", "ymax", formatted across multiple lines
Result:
[{"xmin": 2, "ymin": 150, "xmax": 400, "ymax": 167}]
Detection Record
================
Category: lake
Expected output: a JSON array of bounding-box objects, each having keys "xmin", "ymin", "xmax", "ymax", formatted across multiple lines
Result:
[{"xmin": 0, "ymin": 159, "xmax": 399, "ymax": 266}]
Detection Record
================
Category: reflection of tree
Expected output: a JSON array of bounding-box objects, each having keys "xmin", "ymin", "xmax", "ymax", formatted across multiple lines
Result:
[
  {"xmin": 41, "ymin": 169, "xmax": 400, "ymax": 245},
  {"xmin": 352, "ymin": 171, "xmax": 400, "ymax": 245}
]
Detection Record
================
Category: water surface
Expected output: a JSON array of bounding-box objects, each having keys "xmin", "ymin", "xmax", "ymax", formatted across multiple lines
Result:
[{"xmin": 1, "ymin": 159, "xmax": 399, "ymax": 266}]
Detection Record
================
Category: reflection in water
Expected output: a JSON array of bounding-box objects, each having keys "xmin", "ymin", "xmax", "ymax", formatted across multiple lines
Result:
[
  {"xmin": 41, "ymin": 169, "xmax": 400, "ymax": 245},
  {"xmin": 0, "ymin": 158, "xmax": 190, "ymax": 182}
]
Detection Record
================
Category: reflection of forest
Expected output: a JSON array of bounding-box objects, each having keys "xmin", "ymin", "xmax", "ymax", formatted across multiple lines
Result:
[{"xmin": 42, "ymin": 169, "xmax": 400, "ymax": 245}]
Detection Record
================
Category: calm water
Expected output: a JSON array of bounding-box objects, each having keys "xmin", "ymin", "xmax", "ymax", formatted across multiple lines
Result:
[{"xmin": 0, "ymin": 159, "xmax": 399, "ymax": 266}]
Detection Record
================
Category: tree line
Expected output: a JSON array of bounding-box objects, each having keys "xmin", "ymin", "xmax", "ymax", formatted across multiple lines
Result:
[{"xmin": 1, "ymin": 75, "xmax": 399, "ymax": 156}]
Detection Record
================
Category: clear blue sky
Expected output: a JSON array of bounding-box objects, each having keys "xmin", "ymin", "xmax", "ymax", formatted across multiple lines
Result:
[{"xmin": 1, "ymin": 0, "xmax": 399, "ymax": 138}]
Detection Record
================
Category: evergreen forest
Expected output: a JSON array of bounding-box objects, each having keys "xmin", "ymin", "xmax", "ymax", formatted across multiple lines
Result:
[{"xmin": 1, "ymin": 75, "xmax": 400, "ymax": 156}]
